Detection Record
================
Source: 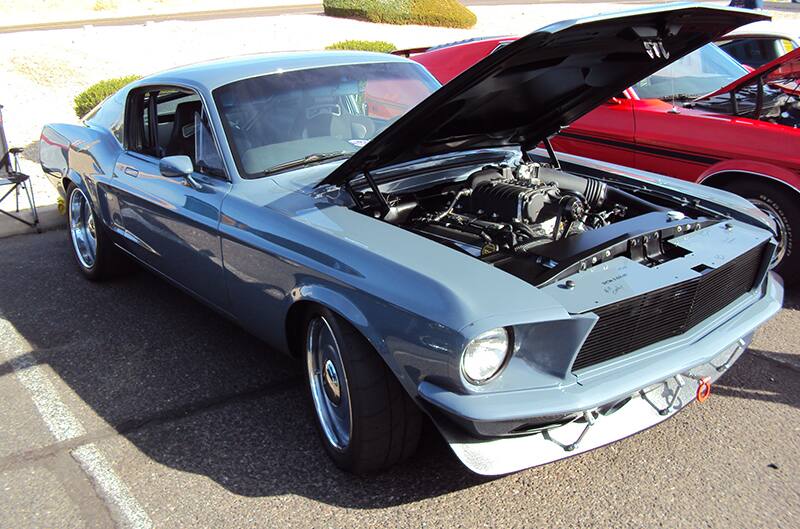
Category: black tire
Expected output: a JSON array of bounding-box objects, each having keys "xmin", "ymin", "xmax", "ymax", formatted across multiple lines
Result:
[
  {"xmin": 66, "ymin": 183, "xmax": 128, "ymax": 281},
  {"xmin": 302, "ymin": 307, "xmax": 422, "ymax": 474},
  {"xmin": 723, "ymin": 179, "xmax": 798, "ymax": 285}
]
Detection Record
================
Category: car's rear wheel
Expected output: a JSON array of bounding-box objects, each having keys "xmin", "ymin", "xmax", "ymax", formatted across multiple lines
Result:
[
  {"xmin": 723, "ymin": 179, "xmax": 798, "ymax": 285},
  {"xmin": 67, "ymin": 184, "xmax": 127, "ymax": 280},
  {"xmin": 303, "ymin": 307, "xmax": 422, "ymax": 473}
]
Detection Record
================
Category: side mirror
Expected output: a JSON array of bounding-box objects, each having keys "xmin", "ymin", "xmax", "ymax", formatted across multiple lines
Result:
[
  {"xmin": 159, "ymin": 155, "xmax": 202, "ymax": 190},
  {"xmin": 159, "ymin": 155, "xmax": 194, "ymax": 178}
]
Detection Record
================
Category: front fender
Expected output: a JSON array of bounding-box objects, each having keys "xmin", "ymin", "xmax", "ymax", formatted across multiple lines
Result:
[
  {"xmin": 221, "ymin": 181, "xmax": 572, "ymax": 398},
  {"xmin": 289, "ymin": 283, "xmax": 467, "ymax": 398},
  {"xmin": 229, "ymin": 178, "xmax": 571, "ymax": 334},
  {"xmin": 698, "ymin": 159, "xmax": 800, "ymax": 193}
]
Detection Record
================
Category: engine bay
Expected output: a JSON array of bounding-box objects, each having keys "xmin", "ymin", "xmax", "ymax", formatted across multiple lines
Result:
[
  {"xmin": 352, "ymin": 160, "xmax": 721, "ymax": 286},
  {"xmin": 406, "ymin": 164, "xmax": 618, "ymax": 258}
]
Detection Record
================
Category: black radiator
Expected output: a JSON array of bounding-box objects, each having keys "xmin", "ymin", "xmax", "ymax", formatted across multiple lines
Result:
[{"xmin": 572, "ymin": 244, "xmax": 766, "ymax": 371}]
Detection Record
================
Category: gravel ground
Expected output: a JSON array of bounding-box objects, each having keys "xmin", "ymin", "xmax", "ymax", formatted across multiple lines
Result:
[{"xmin": 0, "ymin": 0, "xmax": 314, "ymax": 26}]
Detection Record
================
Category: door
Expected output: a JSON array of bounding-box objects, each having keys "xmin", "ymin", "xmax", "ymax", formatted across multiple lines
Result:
[
  {"xmin": 628, "ymin": 97, "xmax": 718, "ymax": 182},
  {"xmin": 112, "ymin": 86, "xmax": 232, "ymax": 310},
  {"xmin": 550, "ymin": 92, "xmax": 636, "ymax": 168}
]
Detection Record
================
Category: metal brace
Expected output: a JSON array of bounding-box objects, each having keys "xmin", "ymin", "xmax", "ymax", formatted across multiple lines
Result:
[
  {"xmin": 544, "ymin": 410, "xmax": 598, "ymax": 452},
  {"xmin": 710, "ymin": 338, "xmax": 746, "ymax": 372},
  {"xmin": 641, "ymin": 374, "xmax": 685, "ymax": 416}
]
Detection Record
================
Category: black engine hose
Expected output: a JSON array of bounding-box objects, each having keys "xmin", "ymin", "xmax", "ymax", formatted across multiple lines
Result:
[
  {"xmin": 605, "ymin": 186, "xmax": 669, "ymax": 213},
  {"xmin": 542, "ymin": 171, "xmax": 607, "ymax": 208}
]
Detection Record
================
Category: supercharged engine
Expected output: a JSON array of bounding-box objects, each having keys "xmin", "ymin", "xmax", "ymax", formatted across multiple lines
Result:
[
  {"xmin": 409, "ymin": 163, "xmax": 624, "ymax": 258},
  {"xmin": 352, "ymin": 159, "xmax": 720, "ymax": 286}
]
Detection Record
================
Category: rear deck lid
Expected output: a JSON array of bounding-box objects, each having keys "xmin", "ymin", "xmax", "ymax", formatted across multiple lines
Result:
[{"xmin": 318, "ymin": 4, "xmax": 765, "ymax": 187}]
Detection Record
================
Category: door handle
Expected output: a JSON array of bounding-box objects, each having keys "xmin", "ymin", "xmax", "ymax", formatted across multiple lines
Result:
[{"xmin": 124, "ymin": 166, "xmax": 139, "ymax": 177}]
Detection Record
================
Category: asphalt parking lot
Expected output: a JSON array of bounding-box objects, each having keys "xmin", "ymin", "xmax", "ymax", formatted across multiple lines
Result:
[{"xmin": 1, "ymin": 229, "xmax": 798, "ymax": 528}]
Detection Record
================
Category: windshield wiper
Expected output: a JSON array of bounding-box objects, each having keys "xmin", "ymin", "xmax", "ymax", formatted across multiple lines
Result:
[
  {"xmin": 660, "ymin": 93, "xmax": 699, "ymax": 102},
  {"xmin": 262, "ymin": 151, "xmax": 352, "ymax": 176}
]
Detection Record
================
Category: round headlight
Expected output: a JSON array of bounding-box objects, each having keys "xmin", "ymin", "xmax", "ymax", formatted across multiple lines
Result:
[{"xmin": 461, "ymin": 327, "xmax": 511, "ymax": 384}]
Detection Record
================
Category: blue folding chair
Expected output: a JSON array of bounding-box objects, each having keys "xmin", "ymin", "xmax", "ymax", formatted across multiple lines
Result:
[{"xmin": 0, "ymin": 104, "xmax": 40, "ymax": 232}]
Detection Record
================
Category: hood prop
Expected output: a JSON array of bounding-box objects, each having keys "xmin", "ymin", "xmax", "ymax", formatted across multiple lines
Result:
[
  {"xmin": 363, "ymin": 168, "xmax": 391, "ymax": 219},
  {"xmin": 542, "ymin": 136, "xmax": 561, "ymax": 170},
  {"xmin": 523, "ymin": 135, "xmax": 561, "ymax": 170}
]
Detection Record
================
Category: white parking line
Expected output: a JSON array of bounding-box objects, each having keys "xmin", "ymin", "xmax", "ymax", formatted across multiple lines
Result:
[
  {"xmin": 72, "ymin": 444, "xmax": 153, "ymax": 529},
  {"xmin": 1, "ymin": 320, "xmax": 153, "ymax": 529},
  {"xmin": 9, "ymin": 353, "xmax": 86, "ymax": 441}
]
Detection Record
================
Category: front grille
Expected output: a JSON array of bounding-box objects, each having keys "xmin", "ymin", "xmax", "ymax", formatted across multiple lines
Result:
[{"xmin": 572, "ymin": 244, "xmax": 766, "ymax": 371}]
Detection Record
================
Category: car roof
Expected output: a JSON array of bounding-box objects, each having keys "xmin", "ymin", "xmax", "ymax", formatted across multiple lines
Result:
[
  {"xmin": 723, "ymin": 20, "xmax": 799, "ymax": 41},
  {"xmin": 135, "ymin": 50, "xmax": 414, "ymax": 91}
]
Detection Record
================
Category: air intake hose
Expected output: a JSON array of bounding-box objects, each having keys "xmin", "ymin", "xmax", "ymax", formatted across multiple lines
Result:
[{"xmin": 544, "ymin": 171, "xmax": 607, "ymax": 208}]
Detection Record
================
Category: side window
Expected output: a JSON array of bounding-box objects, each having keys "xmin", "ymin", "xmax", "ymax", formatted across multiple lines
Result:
[
  {"xmin": 85, "ymin": 89, "xmax": 126, "ymax": 144},
  {"xmin": 194, "ymin": 113, "xmax": 225, "ymax": 177},
  {"xmin": 126, "ymin": 87, "xmax": 225, "ymax": 177}
]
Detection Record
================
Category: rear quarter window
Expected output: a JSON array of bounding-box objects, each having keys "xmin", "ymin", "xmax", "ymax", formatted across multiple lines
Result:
[{"xmin": 85, "ymin": 88, "xmax": 127, "ymax": 144}]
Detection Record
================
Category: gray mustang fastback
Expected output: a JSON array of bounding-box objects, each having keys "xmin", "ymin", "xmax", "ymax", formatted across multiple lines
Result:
[{"xmin": 40, "ymin": 4, "xmax": 782, "ymax": 475}]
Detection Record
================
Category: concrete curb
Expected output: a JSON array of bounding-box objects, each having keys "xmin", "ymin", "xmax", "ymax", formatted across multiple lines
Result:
[{"xmin": 0, "ymin": 205, "xmax": 65, "ymax": 239}]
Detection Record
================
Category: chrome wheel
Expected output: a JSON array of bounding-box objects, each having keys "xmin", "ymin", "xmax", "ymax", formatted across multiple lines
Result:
[
  {"xmin": 69, "ymin": 188, "xmax": 97, "ymax": 269},
  {"xmin": 750, "ymin": 198, "xmax": 787, "ymax": 266},
  {"xmin": 306, "ymin": 316, "xmax": 352, "ymax": 451}
]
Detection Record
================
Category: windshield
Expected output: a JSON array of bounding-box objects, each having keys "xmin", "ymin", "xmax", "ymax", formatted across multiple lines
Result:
[
  {"xmin": 634, "ymin": 43, "xmax": 748, "ymax": 100},
  {"xmin": 214, "ymin": 62, "xmax": 439, "ymax": 178}
]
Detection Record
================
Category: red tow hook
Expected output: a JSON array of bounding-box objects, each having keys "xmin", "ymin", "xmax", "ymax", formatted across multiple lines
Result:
[{"xmin": 695, "ymin": 376, "xmax": 712, "ymax": 403}]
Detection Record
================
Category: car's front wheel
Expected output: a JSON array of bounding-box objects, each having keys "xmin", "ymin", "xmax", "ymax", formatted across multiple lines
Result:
[
  {"xmin": 303, "ymin": 307, "xmax": 422, "ymax": 473},
  {"xmin": 723, "ymin": 180, "xmax": 798, "ymax": 285},
  {"xmin": 67, "ymin": 184, "xmax": 126, "ymax": 280}
]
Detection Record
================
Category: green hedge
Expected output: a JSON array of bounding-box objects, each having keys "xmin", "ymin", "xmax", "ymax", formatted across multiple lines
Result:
[
  {"xmin": 73, "ymin": 75, "xmax": 140, "ymax": 118},
  {"xmin": 326, "ymin": 40, "xmax": 397, "ymax": 53},
  {"xmin": 323, "ymin": 0, "xmax": 476, "ymax": 29}
]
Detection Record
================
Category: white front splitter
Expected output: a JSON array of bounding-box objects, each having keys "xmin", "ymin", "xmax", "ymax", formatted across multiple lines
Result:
[{"xmin": 435, "ymin": 335, "xmax": 749, "ymax": 476}]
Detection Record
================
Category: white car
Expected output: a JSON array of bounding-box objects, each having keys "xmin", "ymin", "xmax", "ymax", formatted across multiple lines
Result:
[{"xmin": 717, "ymin": 21, "xmax": 799, "ymax": 68}]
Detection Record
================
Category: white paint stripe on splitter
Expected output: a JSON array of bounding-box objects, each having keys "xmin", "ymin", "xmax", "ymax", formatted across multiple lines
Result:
[{"xmin": 1, "ymin": 318, "xmax": 153, "ymax": 529}]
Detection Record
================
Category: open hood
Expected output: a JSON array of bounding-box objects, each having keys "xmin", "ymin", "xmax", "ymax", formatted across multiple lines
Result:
[
  {"xmin": 697, "ymin": 46, "xmax": 800, "ymax": 100},
  {"xmin": 318, "ymin": 4, "xmax": 765, "ymax": 187}
]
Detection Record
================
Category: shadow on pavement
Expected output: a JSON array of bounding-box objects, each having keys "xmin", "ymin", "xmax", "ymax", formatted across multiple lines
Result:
[
  {"xmin": 0, "ymin": 231, "xmax": 489, "ymax": 508},
  {"xmin": 712, "ymin": 349, "xmax": 800, "ymax": 411},
  {"xmin": 0, "ymin": 231, "xmax": 795, "ymax": 508},
  {"xmin": 782, "ymin": 286, "xmax": 799, "ymax": 309}
]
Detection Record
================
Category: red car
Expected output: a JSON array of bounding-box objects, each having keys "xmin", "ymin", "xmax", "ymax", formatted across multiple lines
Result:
[{"xmin": 400, "ymin": 38, "xmax": 800, "ymax": 281}]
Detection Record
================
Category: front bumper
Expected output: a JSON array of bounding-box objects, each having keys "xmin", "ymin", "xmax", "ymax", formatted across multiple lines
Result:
[{"xmin": 420, "ymin": 272, "xmax": 783, "ymax": 475}]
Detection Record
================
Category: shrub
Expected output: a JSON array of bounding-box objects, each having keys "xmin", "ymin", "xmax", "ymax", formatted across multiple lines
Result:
[
  {"xmin": 326, "ymin": 40, "xmax": 397, "ymax": 53},
  {"xmin": 73, "ymin": 75, "xmax": 140, "ymax": 118},
  {"xmin": 323, "ymin": 0, "xmax": 476, "ymax": 29},
  {"xmin": 93, "ymin": 0, "xmax": 118, "ymax": 11}
]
